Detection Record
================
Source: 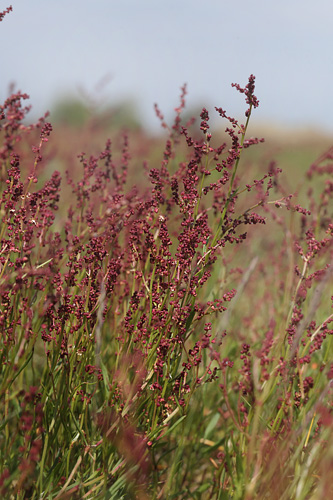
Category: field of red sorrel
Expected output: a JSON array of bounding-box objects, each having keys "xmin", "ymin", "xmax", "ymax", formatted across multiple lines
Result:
[{"xmin": 0, "ymin": 6, "xmax": 332, "ymax": 500}]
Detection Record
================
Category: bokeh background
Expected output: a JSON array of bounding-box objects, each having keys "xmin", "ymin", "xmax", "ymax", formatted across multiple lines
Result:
[{"xmin": 1, "ymin": 0, "xmax": 333, "ymax": 134}]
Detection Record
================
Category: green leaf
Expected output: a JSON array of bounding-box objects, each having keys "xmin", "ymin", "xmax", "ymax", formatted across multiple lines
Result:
[{"xmin": 204, "ymin": 412, "xmax": 220, "ymax": 439}]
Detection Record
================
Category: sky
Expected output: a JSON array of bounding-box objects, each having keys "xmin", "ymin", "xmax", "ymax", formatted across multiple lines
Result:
[{"xmin": 1, "ymin": 0, "xmax": 333, "ymax": 133}]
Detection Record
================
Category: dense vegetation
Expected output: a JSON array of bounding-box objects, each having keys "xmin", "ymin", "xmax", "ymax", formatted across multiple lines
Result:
[{"xmin": 1, "ymin": 6, "xmax": 332, "ymax": 499}]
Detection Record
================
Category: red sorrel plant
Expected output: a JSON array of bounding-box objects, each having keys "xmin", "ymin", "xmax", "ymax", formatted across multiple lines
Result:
[{"xmin": 0, "ymin": 8, "xmax": 332, "ymax": 499}]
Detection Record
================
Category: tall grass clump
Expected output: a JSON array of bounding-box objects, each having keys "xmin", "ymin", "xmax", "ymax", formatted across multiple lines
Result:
[{"xmin": 0, "ymin": 7, "xmax": 332, "ymax": 500}]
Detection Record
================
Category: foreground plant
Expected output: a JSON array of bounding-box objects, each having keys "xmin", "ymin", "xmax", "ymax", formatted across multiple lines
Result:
[{"xmin": 0, "ymin": 13, "xmax": 332, "ymax": 497}]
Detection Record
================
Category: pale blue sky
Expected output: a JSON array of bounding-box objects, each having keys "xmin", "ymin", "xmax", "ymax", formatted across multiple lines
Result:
[{"xmin": 1, "ymin": 0, "xmax": 333, "ymax": 132}]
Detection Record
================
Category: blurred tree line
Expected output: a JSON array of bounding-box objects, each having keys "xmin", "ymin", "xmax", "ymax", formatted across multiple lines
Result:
[{"xmin": 51, "ymin": 96, "xmax": 142, "ymax": 131}]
